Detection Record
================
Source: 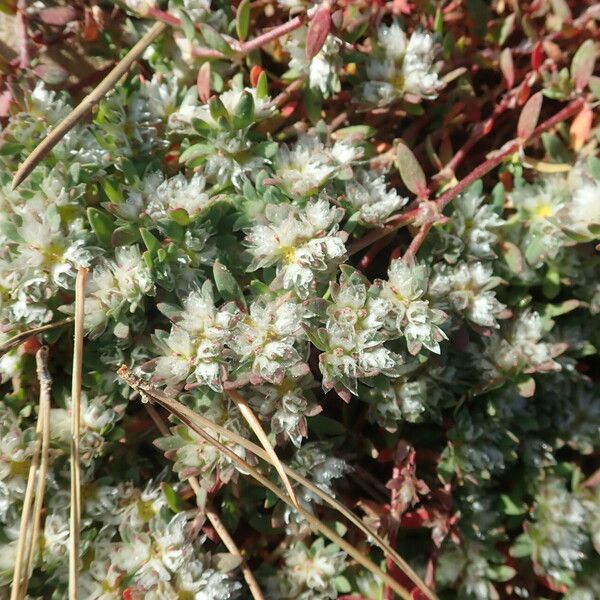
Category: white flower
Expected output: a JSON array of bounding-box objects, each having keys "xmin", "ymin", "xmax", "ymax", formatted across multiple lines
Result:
[
  {"xmin": 379, "ymin": 259, "xmax": 447, "ymax": 355},
  {"xmin": 245, "ymin": 197, "xmax": 346, "ymax": 298},
  {"xmin": 229, "ymin": 295, "xmax": 308, "ymax": 384},
  {"xmin": 429, "ymin": 261, "xmax": 506, "ymax": 328},
  {"xmin": 345, "ymin": 169, "xmax": 408, "ymax": 225},
  {"xmin": 362, "ymin": 25, "xmax": 442, "ymax": 105}
]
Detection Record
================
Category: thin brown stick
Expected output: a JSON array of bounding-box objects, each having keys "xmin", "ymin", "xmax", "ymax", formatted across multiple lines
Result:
[
  {"xmin": 119, "ymin": 368, "xmax": 437, "ymax": 600},
  {"xmin": 145, "ymin": 403, "xmax": 266, "ymax": 600},
  {"xmin": 10, "ymin": 359, "xmax": 46, "ymax": 600},
  {"xmin": 227, "ymin": 388, "xmax": 299, "ymax": 509},
  {"xmin": 24, "ymin": 347, "xmax": 52, "ymax": 587},
  {"xmin": 0, "ymin": 318, "xmax": 74, "ymax": 356},
  {"xmin": 11, "ymin": 22, "xmax": 167, "ymax": 190},
  {"xmin": 69, "ymin": 268, "xmax": 88, "ymax": 600},
  {"xmin": 144, "ymin": 392, "xmax": 412, "ymax": 600}
]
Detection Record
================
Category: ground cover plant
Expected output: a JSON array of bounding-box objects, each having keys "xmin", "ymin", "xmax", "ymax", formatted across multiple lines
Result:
[{"xmin": 0, "ymin": 0, "xmax": 599, "ymax": 598}]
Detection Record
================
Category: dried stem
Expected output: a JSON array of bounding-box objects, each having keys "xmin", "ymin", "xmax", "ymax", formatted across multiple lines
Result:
[
  {"xmin": 119, "ymin": 367, "xmax": 438, "ymax": 600},
  {"xmin": 69, "ymin": 268, "xmax": 88, "ymax": 600},
  {"xmin": 11, "ymin": 22, "xmax": 167, "ymax": 190},
  {"xmin": 142, "ymin": 392, "xmax": 412, "ymax": 600},
  {"xmin": 9, "ymin": 349, "xmax": 50, "ymax": 600},
  {"xmin": 24, "ymin": 347, "xmax": 52, "ymax": 584},
  {"xmin": 0, "ymin": 318, "xmax": 74, "ymax": 356},
  {"xmin": 145, "ymin": 403, "xmax": 266, "ymax": 600},
  {"xmin": 227, "ymin": 388, "xmax": 300, "ymax": 509}
]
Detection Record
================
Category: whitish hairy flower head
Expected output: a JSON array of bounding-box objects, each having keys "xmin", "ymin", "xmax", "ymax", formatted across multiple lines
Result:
[
  {"xmin": 482, "ymin": 310, "xmax": 563, "ymax": 381},
  {"xmin": 320, "ymin": 267, "xmax": 404, "ymax": 398},
  {"xmin": 82, "ymin": 246, "xmax": 155, "ymax": 337},
  {"xmin": 284, "ymin": 26, "xmax": 342, "ymax": 96},
  {"xmin": 379, "ymin": 259, "xmax": 447, "ymax": 355},
  {"xmin": 245, "ymin": 197, "xmax": 346, "ymax": 298},
  {"xmin": 436, "ymin": 187, "xmax": 504, "ymax": 262},
  {"xmin": 362, "ymin": 24, "xmax": 443, "ymax": 105},
  {"xmin": 248, "ymin": 376, "xmax": 319, "ymax": 447},
  {"xmin": 274, "ymin": 135, "xmax": 362, "ymax": 197},
  {"xmin": 152, "ymin": 285, "xmax": 235, "ymax": 390},
  {"xmin": 267, "ymin": 538, "xmax": 347, "ymax": 599},
  {"xmin": 429, "ymin": 261, "xmax": 506, "ymax": 328},
  {"xmin": 527, "ymin": 479, "xmax": 592, "ymax": 584},
  {"xmin": 345, "ymin": 169, "xmax": 408, "ymax": 226},
  {"xmin": 229, "ymin": 295, "xmax": 309, "ymax": 384}
]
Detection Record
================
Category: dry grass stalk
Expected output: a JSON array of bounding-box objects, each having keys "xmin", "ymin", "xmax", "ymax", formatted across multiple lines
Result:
[
  {"xmin": 145, "ymin": 403, "xmax": 266, "ymax": 600},
  {"xmin": 227, "ymin": 388, "xmax": 300, "ymax": 509},
  {"xmin": 119, "ymin": 367, "xmax": 437, "ymax": 600},
  {"xmin": 9, "ymin": 347, "xmax": 52, "ymax": 600},
  {"xmin": 148, "ymin": 392, "xmax": 412, "ymax": 599},
  {"xmin": 24, "ymin": 347, "xmax": 52, "ymax": 585},
  {"xmin": 0, "ymin": 318, "xmax": 74, "ymax": 356},
  {"xmin": 69, "ymin": 268, "xmax": 88, "ymax": 600},
  {"xmin": 11, "ymin": 21, "xmax": 167, "ymax": 190}
]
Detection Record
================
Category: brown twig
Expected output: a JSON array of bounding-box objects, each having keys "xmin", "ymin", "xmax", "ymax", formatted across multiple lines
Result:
[
  {"xmin": 0, "ymin": 318, "xmax": 74, "ymax": 356},
  {"xmin": 118, "ymin": 367, "xmax": 438, "ymax": 600},
  {"xmin": 145, "ymin": 404, "xmax": 266, "ymax": 600},
  {"xmin": 69, "ymin": 268, "xmax": 88, "ymax": 600},
  {"xmin": 11, "ymin": 21, "xmax": 167, "ymax": 190}
]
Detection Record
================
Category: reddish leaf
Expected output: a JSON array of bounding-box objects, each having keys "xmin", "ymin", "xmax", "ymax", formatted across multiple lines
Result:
[
  {"xmin": 0, "ymin": 90, "xmax": 12, "ymax": 117},
  {"xmin": 196, "ymin": 62, "xmax": 211, "ymax": 103},
  {"xmin": 83, "ymin": 8, "xmax": 99, "ymax": 42},
  {"xmin": 516, "ymin": 80, "xmax": 531, "ymax": 106},
  {"xmin": 531, "ymin": 41, "xmax": 543, "ymax": 70},
  {"xmin": 306, "ymin": 6, "xmax": 331, "ymax": 59},
  {"xmin": 392, "ymin": 0, "xmax": 414, "ymax": 14},
  {"xmin": 569, "ymin": 105, "xmax": 593, "ymax": 151},
  {"xmin": 280, "ymin": 100, "xmax": 298, "ymax": 118},
  {"xmin": 517, "ymin": 91, "xmax": 543, "ymax": 139},
  {"xmin": 395, "ymin": 141, "xmax": 428, "ymax": 198},
  {"xmin": 37, "ymin": 6, "xmax": 79, "ymax": 25},
  {"xmin": 499, "ymin": 47, "xmax": 514, "ymax": 89},
  {"xmin": 249, "ymin": 65, "xmax": 263, "ymax": 88}
]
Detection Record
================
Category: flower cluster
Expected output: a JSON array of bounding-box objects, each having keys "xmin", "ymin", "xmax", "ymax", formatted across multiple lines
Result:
[{"xmin": 0, "ymin": 2, "xmax": 599, "ymax": 599}]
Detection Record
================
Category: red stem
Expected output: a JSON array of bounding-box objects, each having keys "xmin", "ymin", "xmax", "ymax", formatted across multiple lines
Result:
[{"xmin": 349, "ymin": 97, "xmax": 584, "ymax": 260}]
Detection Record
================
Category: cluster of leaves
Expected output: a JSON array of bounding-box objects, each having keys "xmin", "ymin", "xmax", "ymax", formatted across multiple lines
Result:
[{"xmin": 0, "ymin": 0, "xmax": 599, "ymax": 599}]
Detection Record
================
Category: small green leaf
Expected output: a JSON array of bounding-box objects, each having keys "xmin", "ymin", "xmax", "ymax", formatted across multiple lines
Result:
[
  {"xmin": 209, "ymin": 97, "xmax": 229, "ymax": 123},
  {"xmin": 169, "ymin": 208, "xmax": 190, "ymax": 226},
  {"xmin": 102, "ymin": 179, "xmax": 122, "ymax": 204},
  {"xmin": 201, "ymin": 24, "xmax": 233, "ymax": 57},
  {"xmin": 140, "ymin": 228, "xmax": 161, "ymax": 254},
  {"xmin": 161, "ymin": 482, "xmax": 185, "ymax": 512},
  {"xmin": 87, "ymin": 208, "xmax": 115, "ymax": 246},
  {"xmin": 232, "ymin": 90, "xmax": 255, "ymax": 129},
  {"xmin": 213, "ymin": 260, "xmax": 246, "ymax": 308},
  {"xmin": 236, "ymin": 0, "xmax": 251, "ymax": 42},
  {"xmin": 179, "ymin": 10, "xmax": 196, "ymax": 41},
  {"xmin": 112, "ymin": 225, "xmax": 139, "ymax": 247},
  {"xmin": 571, "ymin": 39, "xmax": 598, "ymax": 91},
  {"xmin": 500, "ymin": 241, "xmax": 524, "ymax": 274},
  {"xmin": 256, "ymin": 70, "xmax": 269, "ymax": 100}
]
